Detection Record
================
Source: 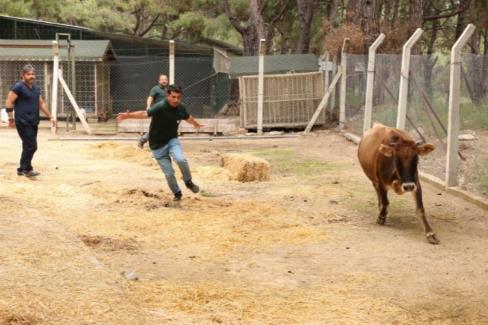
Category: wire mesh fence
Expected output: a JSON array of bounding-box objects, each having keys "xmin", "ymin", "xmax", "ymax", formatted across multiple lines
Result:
[
  {"xmin": 0, "ymin": 55, "xmax": 234, "ymax": 121},
  {"xmin": 459, "ymin": 53, "xmax": 488, "ymax": 196},
  {"xmin": 341, "ymin": 51, "xmax": 488, "ymax": 198},
  {"xmin": 343, "ymin": 54, "xmax": 367, "ymax": 135}
]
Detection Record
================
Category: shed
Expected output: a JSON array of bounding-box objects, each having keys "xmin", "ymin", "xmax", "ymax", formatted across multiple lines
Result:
[
  {"xmin": 229, "ymin": 54, "xmax": 325, "ymax": 129},
  {"xmin": 0, "ymin": 40, "xmax": 115, "ymax": 119}
]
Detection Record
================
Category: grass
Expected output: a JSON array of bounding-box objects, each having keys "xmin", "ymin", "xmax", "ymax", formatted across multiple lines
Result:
[{"xmin": 249, "ymin": 148, "xmax": 339, "ymax": 178}]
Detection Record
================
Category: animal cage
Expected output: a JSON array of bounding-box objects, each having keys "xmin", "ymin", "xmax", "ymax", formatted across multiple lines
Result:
[{"xmin": 239, "ymin": 71, "xmax": 325, "ymax": 129}]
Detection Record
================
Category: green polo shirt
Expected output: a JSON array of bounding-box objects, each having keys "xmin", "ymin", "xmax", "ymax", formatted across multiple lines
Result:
[
  {"xmin": 147, "ymin": 100, "xmax": 190, "ymax": 150},
  {"xmin": 149, "ymin": 85, "xmax": 167, "ymax": 104}
]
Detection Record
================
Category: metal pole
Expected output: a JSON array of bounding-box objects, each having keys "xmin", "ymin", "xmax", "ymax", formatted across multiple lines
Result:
[
  {"xmin": 51, "ymin": 41, "xmax": 59, "ymax": 136},
  {"xmin": 396, "ymin": 28, "xmax": 423, "ymax": 129},
  {"xmin": 363, "ymin": 33, "xmax": 385, "ymax": 135},
  {"xmin": 169, "ymin": 40, "xmax": 175, "ymax": 84},
  {"xmin": 257, "ymin": 38, "xmax": 266, "ymax": 135},
  {"xmin": 339, "ymin": 38, "xmax": 349, "ymax": 130},
  {"xmin": 445, "ymin": 24, "xmax": 476, "ymax": 187}
]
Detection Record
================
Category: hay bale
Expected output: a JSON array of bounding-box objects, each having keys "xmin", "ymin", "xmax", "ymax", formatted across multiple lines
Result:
[{"xmin": 220, "ymin": 153, "xmax": 270, "ymax": 182}]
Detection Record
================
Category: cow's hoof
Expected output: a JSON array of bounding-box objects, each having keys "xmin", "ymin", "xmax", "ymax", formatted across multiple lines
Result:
[
  {"xmin": 376, "ymin": 216, "xmax": 386, "ymax": 225},
  {"xmin": 426, "ymin": 232, "xmax": 440, "ymax": 244}
]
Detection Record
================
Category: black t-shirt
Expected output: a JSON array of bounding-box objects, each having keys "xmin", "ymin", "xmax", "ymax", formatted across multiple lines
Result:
[
  {"xmin": 147, "ymin": 99, "xmax": 190, "ymax": 150},
  {"xmin": 11, "ymin": 81, "xmax": 41, "ymax": 126}
]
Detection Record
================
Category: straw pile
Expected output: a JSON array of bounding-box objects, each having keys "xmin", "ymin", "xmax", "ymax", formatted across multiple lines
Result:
[
  {"xmin": 219, "ymin": 153, "xmax": 270, "ymax": 182},
  {"xmin": 0, "ymin": 198, "xmax": 145, "ymax": 324}
]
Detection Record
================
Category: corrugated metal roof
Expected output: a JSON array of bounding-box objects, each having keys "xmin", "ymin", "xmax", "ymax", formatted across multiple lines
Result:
[
  {"xmin": 0, "ymin": 40, "xmax": 114, "ymax": 61},
  {"xmin": 230, "ymin": 53, "xmax": 318, "ymax": 77}
]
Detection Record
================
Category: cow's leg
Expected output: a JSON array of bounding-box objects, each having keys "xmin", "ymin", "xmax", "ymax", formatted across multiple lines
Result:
[
  {"xmin": 374, "ymin": 183, "xmax": 389, "ymax": 225},
  {"xmin": 414, "ymin": 182, "xmax": 439, "ymax": 244}
]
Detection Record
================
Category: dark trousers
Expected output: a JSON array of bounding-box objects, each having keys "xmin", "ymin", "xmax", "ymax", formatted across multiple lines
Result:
[{"xmin": 15, "ymin": 123, "xmax": 38, "ymax": 172}]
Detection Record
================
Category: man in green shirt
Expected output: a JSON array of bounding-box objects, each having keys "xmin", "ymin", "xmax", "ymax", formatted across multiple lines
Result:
[
  {"xmin": 138, "ymin": 74, "xmax": 169, "ymax": 148},
  {"xmin": 118, "ymin": 85, "xmax": 203, "ymax": 201}
]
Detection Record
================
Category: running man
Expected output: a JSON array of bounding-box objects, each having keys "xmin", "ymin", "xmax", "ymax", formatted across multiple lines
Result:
[
  {"xmin": 5, "ymin": 64, "xmax": 56, "ymax": 177},
  {"xmin": 138, "ymin": 74, "xmax": 169, "ymax": 148},
  {"xmin": 117, "ymin": 84, "xmax": 202, "ymax": 201}
]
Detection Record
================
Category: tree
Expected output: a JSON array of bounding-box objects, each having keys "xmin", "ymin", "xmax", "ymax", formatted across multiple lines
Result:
[{"xmin": 296, "ymin": 0, "xmax": 314, "ymax": 53}]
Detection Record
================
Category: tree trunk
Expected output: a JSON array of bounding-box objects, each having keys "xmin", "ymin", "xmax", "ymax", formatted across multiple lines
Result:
[
  {"xmin": 360, "ymin": 0, "xmax": 380, "ymax": 51},
  {"xmin": 296, "ymin": 0, "xmax": 315, "ymax": 53},
  {"xmin": 223, "ymin": 0, "xmax": 265, "ymax": 55},
  {"xmin": 345, "ymin": 0, "xmax": 360, "ymax": 23}
]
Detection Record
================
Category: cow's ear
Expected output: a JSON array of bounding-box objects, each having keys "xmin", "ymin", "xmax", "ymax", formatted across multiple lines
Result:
[
  {"xmin": 379, "ymin": 144, "xmax": 394, "ymax": 157},
  {"xmin": 417, "ymin": 143, "xmax": 435, "ymax": 156}
]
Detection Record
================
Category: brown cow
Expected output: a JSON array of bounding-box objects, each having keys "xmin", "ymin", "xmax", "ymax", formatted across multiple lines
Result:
[{"xmin": 358, "ymin": 123, "xmax": 438, "ymax": 244}]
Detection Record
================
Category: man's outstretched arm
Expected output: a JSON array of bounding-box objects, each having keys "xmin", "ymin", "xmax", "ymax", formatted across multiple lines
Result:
[
  {"xmin": 185, "ymin": 115, "xmax": 204, "ymax": 128},
  {"xmin": 117, "ymin": 110, "xmax": 149, "ymax": 123}
]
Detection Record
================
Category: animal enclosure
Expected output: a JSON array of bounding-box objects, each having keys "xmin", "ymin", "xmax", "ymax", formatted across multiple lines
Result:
[{"xmin": 239, "ymin": 71, "xmax": 325, "ymax": 129}]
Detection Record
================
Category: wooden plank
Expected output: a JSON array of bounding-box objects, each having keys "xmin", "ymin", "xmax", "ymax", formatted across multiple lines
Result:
[
  {"xmin": 304, "ymin": 68, "xmax": 342, "ymax": 134},
  {"xmin": 118, "ymin": 118, "xmax": 239, "ymax": 134},
  {"xmin": 58, "ymin": 72, "xmax": 92, "ymax": 134}
]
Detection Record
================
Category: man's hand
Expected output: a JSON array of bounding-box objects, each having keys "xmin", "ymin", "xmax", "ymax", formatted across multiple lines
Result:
[
  {"xmin": 193, "ymin": 122, "xmax": 204, "ymax": 129},
  {"xmin": 8, "ymin": 118, "xmax": 15, "ymax": 128},
  {"xmin": 50, "ymin": 118, "xmax": 56, "ymax": 128},
  {"xmin": 117, "ymin": 111, "xmax": 130, "ymax": 123}
]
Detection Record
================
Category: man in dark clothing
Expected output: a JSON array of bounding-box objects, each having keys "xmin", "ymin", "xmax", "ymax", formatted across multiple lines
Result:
[
  {"xmin": 5, "ymin": 64, "xmax": 56, "ymax": 177},
  {"xmin": 117, "ymin": 85, "xmax": 203, "ymax": 201},
  {"xmin": 138, "ymin": 74, "xmax": 169, "ymax": 148}
]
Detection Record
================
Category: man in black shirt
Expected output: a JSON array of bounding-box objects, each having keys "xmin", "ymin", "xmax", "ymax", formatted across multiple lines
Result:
[
  {"xmin": 117, "ymin": 85, "xmax": 203, "ymax": 201},
  {"xmin": 138, "ymin": 74, "xmax": 169, "ymax": 148},
  {"xmin": 5, "ymin": 64, "xmax": 56, "ymax": 177}
]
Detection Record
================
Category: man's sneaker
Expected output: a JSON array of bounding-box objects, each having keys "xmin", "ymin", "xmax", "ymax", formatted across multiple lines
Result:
[
  {"xmin": 185, "ymin": 180, "xmax": 200, "ymax": 193},
  {"xmin": 17, "ymin": 170, "xmax": 25, "ymax": 176},
  {"xmin": 25, "ymin": 171, "xmax": 40, "ymax": 178},
  {"xmin": 173, "ymin": 191, "xmax": 182, "ymax": 201},
  {"xmin": 137, "ymin": 136, "xmax": 146, "ymax": 149}
]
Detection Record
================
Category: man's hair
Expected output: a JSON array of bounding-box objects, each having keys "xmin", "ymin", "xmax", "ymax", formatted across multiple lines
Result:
[
  {"xmin": 22, "ymin": 64, "xmax": 35, "ymax": 74},
  {"xmin": 166, "ymin": 84, "xmax": 182, "ymax": 94}
]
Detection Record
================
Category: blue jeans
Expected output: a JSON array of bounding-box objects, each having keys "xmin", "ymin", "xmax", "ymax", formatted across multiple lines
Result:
[{"xmin": 152, "ymin": 138, "xmax": 192, "ymax": 195}]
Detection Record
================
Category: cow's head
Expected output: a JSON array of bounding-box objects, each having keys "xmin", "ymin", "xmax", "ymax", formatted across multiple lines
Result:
[{"xmin": 379, "ymin": 135, "xmax": 435, "ymax": 192}]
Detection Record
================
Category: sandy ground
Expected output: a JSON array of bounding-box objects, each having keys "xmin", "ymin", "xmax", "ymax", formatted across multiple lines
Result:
[{"xmin": 1, "ymin": 125, "xmax": 488, "ymax": 324}]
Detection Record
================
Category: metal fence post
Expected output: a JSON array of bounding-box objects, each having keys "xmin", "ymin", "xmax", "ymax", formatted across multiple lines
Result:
[
  {"xmin": 363, "ymin": 33, "xmax": 385, "ymax": 135},
  {"xmin": 51, "ymin": 41, "xmax": 59, "ymax": 136},
  {"xmin": 339, "ymin": 38, "xmax": 349, "ymax": 130},
  {"xmin": 169, "ymin": 40, "xmax": 175, "ymax": 84},
  {"xmin": 446, "ymin": 24, "xmax": 476, "ymax": 187},
  {"xmin": 257, "ymin": 38, "xmax": 266, "ymax": 135},
  {"xmin": 396, "ymin": 28, "xmax": 423, "ymax": 130}
]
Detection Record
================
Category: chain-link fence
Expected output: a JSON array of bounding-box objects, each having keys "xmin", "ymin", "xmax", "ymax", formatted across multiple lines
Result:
[
  {"xmin": 0, "ymin": 55, "xmax": 234, "ymax": 121},
  {"xmin": 459, "ymin": 53, "xmax": 488, "ymax": 196},
  {"xmin": 341, "ymin": 51, "xmax": 488, "ymax": 198}
]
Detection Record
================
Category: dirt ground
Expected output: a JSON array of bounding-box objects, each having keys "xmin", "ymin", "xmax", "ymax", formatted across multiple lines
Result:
[{"xmin": 1, "ymin": 125, "xmax": 488, "ymax": 324}]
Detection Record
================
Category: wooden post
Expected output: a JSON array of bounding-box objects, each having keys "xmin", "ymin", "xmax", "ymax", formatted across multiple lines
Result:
[
  {"xmin": 257, "ymin": 38, "xmax": 266, "ymax": 135},
  {"xmin": 446, "ymin": 24, "xmax": 476, "ymax": 187},
  {"xmin": 94, "ymin": 64, "xmax": 98, "ymax": 116},
  {"xmin": 396, "ymin": 28, "xmax": 423, "ymax": 130},
  {"xmin": 58, "ymin": 71, "xmax": 92, "ymax": 134},
  {"xmin": 51, "ymin": 41, "xmax": 59, "ymax": 136},
  {"xmin": 339, "ymin": 38, "xmax": 349, "ymax": 129},
  {"xmin": 331, "ymin": 55, "xmax": 337, "ymax": 114},
  {"xmin": 323, "ymin": 52, "xmax": 330, "ymax": 111},
  {"xmin": 363, "ymin": 33, "xmax": 385, "ymax": 135},
  {"xmin": 169, "ymin": 40, "xmax": 175, "ymax": 84},
  {"xmin": 304, "ymin": 68, "xmax": 342, "ymax": 134}
]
